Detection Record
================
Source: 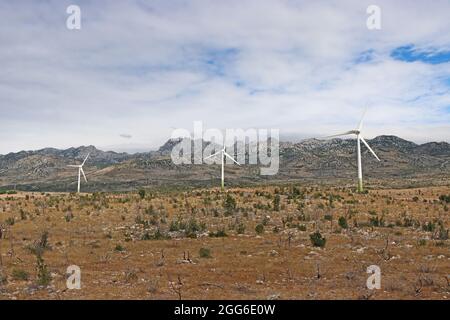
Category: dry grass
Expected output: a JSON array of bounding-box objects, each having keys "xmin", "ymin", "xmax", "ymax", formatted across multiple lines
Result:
[{"xmin": 0, "ymin": 185, "xmax": 448, "ymax": 300}]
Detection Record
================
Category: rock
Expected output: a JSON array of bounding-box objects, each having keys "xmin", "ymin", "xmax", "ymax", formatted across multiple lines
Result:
[
  {"xmin": 269, "ymin": 250, "xmax": 279, "ymax": 257},
  {"xmin": 267, "ymin": 293, "xmax": 280, "ymax": 300}
]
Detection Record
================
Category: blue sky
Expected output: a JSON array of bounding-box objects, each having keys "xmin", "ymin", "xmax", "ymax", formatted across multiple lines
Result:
[
  {"xmin": 391, "ymin": 45, "xmax": 450, "ymax": 64},
  {"xmin": 0, "ymin": 0, "xmax": 449, "ymax": 153}
]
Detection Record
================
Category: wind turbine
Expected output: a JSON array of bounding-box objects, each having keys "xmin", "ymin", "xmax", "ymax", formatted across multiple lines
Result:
[
  {"xmin": 324, "ymin": 109, "xmax": 380, "ymax": 193},
  {"xmin": 67, "ymin": 153, "xmax": 89, "ymax": 193},
  {"xmin": 204, "ymin": 144, "xmax": 240, "ymax": 191}
]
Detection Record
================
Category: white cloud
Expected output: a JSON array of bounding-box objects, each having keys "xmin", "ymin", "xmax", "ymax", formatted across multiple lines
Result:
[{"xmin": 0, "ymin": 0, "xmax": 449, "ymax": 153}]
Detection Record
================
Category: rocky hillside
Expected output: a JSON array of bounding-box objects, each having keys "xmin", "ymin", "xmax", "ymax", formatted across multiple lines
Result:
[{"xmin": 0, "ymin": 135, "xmax": 449, "ymax": 192}]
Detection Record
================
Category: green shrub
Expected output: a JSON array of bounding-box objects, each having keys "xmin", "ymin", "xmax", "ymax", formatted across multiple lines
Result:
[
  {"xmin": 114, "ymin": 244, "xmax": 125, "ymax": 252},
  {"xmin": 223, "ymin": 194, "xmax": 237, "ymax": 213},
  {"xmin": 273, "ymin": 195, "xmax": 280, "ymax": 211},
  {"xmin": 209, "ymin": 229, "xmax": 227, "ymax": 238},
  {"xmin": 255, "ymin": 224, "xmax": 264, "ymax": 235},
  {"xmin": 439, "ymin": 194, "xmax": 450, "ymax": 203},
  {"xmin": 310, "ymin": 231, "xmax": 326, "ymax": 248},
  {"xmin": 338, "ymin": 216, "xmax": 348, "ymax": 229},
  {"xmin": 422, "ymin": 221, "xmax": 435, "ymax": 232},
  {"xmin": 199, "ymin": 247, "xmax": 211, "ymax": 258},
  {"xmin": 5, "ymin": 217, "xmax": 14, "ymax": 226},
  {"xmin": 12, "ymin": 269, "xmax": 29, "ymax": 281},
  {"xmin": 36, "ymin": 255, "xmax": 51, "ymax": 286},
  {"xmin": 236, "ymin": 223, "xmax": 246, "ymax": 234}
]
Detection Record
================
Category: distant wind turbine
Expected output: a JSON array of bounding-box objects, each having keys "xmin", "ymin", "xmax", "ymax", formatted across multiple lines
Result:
[
  {"xmin": 324, "ymin": 108, "xmax": 380, "ymax": 192},
  {"xmin": 67, "ymin": 153, "xmax": 89, "ymax": 193},
  {"xmin": 204, "ymin": 144, "xmax": 240, "ymax": 191}
]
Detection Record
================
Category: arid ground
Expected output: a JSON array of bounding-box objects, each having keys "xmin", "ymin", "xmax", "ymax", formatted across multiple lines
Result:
[{"xmin": 0, "ymin": 185, "xmax": 449, "ymax": 300}]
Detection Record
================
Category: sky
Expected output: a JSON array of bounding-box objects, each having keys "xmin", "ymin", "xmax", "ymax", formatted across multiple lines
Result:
[{"xmin": 0, "ymin": 0, "xmax": 449, "ymax": 154}]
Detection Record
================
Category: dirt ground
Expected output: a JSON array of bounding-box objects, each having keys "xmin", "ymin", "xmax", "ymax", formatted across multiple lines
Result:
[{"xmin": 0, "ymin": 185, "xmax": 448, "ymax": 300}]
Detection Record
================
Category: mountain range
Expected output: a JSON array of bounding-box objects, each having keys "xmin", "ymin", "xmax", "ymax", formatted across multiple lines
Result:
[{"xmin": 0, "ymin": 135, "xmax": 449, "ymax": 192}]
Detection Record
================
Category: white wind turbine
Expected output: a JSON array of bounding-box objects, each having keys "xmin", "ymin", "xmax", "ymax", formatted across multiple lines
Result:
[
  {"xmin": 204, "ymin": 144, "xmax": 240, "ymax": 191},
  {"xmin": 324, "ymin": 109, "xmax": 380, "ymax": 192},
  {"xmin": 67, "ymin": 153, "xmax": 89, "ymax": 193}
]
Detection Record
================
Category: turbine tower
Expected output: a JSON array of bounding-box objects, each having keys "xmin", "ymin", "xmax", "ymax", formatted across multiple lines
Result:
[
  {"xmin": 67, "ymin": 153, "xmax": 89, "ymax": 193},
  {"xmin": 325, "ymin": 109, "xmax": 380, "ymax": 192},
  {"xmin": 204, "ymin": 144, "xmax": 240, "ymax": 190}
]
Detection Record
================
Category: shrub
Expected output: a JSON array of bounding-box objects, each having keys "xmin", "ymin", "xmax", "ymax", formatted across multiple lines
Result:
[
  {"xmin": 236, "ymin": 223, "xmax": 246, "ymax": 234},
  {"xmin": 28, "ymin": 231, "xmax": 51, "ymax": 256},
  {"xmin": 12, "ymin": 269, "xmax": 29, "ymax": 281},
  {"xmin": 199, "ymin": 247, "xmax": 211, "ymax": 258},
  {"xmin": 154, "ymin": 229, "xmax": 170, "ymax": 240},
  {"xmin": 5, "ymin": 217, "xmax": 14, "ymax": 226},
  {"xmin": 223, "ymin": 194, "xmax": 237, "ymax": 213},
  {"xmin": 310, "ymin": 231, "xmax": 326, "ymax": 248},
  {"xmin": 141, "ymin": 231, "xmax": 151, "ymax": 240},
  {"xmin": 435, "ymin": 221, "xmax": 448, "ymax": 240},
  {"xmin": 138, "ymin": 189, "xmax": 146, "ymax": 199},
  {"xmin": 273, "ymin": 195, "xmax": 280, "ymax": 211},
  {"xmin": 209, "ymin": 229, "xmax": 227, "ymax": 238},
  {"xmin": 422, "ymin": 221, "xmax": 435, "ymax": 232},
  {"xmin": 36, "ymin": 255, "xmax": 51, "ymax": 286},
  {"xmin": 114, "ymin": 244, "xmax": 125, "ymax": 252},
  {"xmin": 439, "ymin": 195, "xmax": 450, "ymax": 203},
  {"xmin": 369, "ymin": 215, "xmax": 384, "ymax": 227},
  {"xmin": 169, "ymin": 220, "xmax": 180, "ymax": 231},
  {"xmin": 255, "ymin": 224, "xmax": 264, "ymax": 235},
  {"xmin": 338, "ymin": 216, "xmax": 348, "ymax": 229},
  {"xmin": 418, "ymin": 239, "xmax": 427, "ymax": 246}
]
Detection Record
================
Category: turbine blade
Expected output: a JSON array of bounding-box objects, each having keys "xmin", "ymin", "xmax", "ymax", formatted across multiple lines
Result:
[
  {"xmin": 67, "ymin": 165, "xmax": 80, "ymax": 168},
  {"xmin": 224, "ymin": 152, "xmax": 240, "ymax": 165},
  {"xmin": 204, "ymin": 151, "xmax": 221, "ymax": 160},
  {"xmin": 360, "ymin": 136, "xmax": 380, "ymax": 161},
  {"xmin": 358, "ymin": 107, "xmax": 368, "ymax": 131},
  {"xmin": 81, "ymin": 153, "xmax": 90, "ymax": 166},
  {"xmin": 322, "ymin": 131, "xmax": 354, "ymax": 139},
  {"xmin": 80, "ymin": 167, "xmax": 88, "ymax": 182}
]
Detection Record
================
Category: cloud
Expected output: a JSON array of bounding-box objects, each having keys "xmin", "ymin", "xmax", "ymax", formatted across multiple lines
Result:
[
  {"xmin": 0, "ymin": 0, "xmax": 449, "ymax": 153},
  {"xmin": 120, "ymin": 134, "xmax": 132, "ymax": 139}
]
